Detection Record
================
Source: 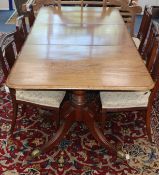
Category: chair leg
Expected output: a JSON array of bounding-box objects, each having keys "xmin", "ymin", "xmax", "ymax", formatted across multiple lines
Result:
[
  {"xmin": 146, "ymin": 110, "xmax": 152, "ymax": 142},
  {"xmin": 57, "ymin": 109, "xmax": 61, "ymax": 129},
  {"xmin": 21, "ymin": 104, "xmax": 27, "ymax": 116},
  {"xmin": 9, "ymin": 88, "xmax": 18, "ymax": 134},
  {"xmin": 101, "ymin": 111, "xmax": 106, "ymax": 130},
  {"xmin": 52, "ymin": 109, "xmax": 60, "ymax": 129},
  {"xmin": 10, "ymin": 102, "xmax": 18, "ymax": 134}
]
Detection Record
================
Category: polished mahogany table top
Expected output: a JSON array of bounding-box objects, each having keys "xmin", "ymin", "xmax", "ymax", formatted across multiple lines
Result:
[{"xmin": 7, "ymin": 6, "xmax": 154, "ymax": 91}]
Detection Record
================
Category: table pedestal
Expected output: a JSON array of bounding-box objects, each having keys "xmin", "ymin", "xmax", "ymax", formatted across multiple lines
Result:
[{"xmin": 31, "ymin": 90, "xmax": 126, "ymax": 159}]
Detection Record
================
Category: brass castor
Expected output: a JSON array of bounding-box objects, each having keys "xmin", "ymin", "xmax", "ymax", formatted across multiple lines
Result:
[
  {"xmin": 117, "ymin": 150, "xmax": 130, "ymax": 160},
  {"xmin": 31, "ymin": 149, "xmax": 41, "ymax": 158}
]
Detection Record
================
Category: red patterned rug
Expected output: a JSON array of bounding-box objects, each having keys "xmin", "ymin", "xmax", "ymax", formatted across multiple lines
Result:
[{"xmin": 0, "ymin": 83, "xmax": 159, "ymax": 174}]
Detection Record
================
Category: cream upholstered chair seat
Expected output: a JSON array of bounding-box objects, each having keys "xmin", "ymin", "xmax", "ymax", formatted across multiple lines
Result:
[
  {"xmin": 16, "ymin": 90, "xmax": 65, "ymax": 108},
  {"xmin": 132, "ymin": 37, "xmax": 140, "ymax": 48},
  {"xmin": 100, "ymin": 91, "xmax": 151, "ymax": 109}
]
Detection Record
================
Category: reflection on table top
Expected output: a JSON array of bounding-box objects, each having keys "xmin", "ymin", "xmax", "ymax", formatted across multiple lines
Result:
[
  {"xmin": 35, "ymin": 7, "xmax": 125, "ymax": 25},
  {"xmin": 7, "ymin": 6, "xmax": 154, "ymax": 91}
]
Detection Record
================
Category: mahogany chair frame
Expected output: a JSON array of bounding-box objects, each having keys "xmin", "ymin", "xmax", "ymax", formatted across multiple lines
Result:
[
  {"xmin": 27, "ymin": 4, "xmax": 36, "ymax": 28},
  {"xmin": 23, "ymin": 2, "xmax": 36, "ymax": 28},
  {"xmin": 0, "ymin": 33, "xmax": 16, "ymax": 80},
  {"xmin": 147, "ymin": 37, "xmax": 159, "ymax": 80},
  {"xmin": 142, "ymin": 21, "xmax": 159, "ymax": 68},
  {"xmin": 15, "ymin": 15, "xmax": 28, "ymax": 53},
  {"xmin": 137, "ymin": 6, "xmax": 152, "ymax": 54},
  {"xmin": 16, "ymin": 15, "xmax": 28, "ymax": 39},
  {"xmin": 0, "ymin": 16, "xmax": 28, "ymax": 80}
]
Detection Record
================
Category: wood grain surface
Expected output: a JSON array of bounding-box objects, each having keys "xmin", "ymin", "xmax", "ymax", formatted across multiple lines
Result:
[{"xmin": 7, "ymin": 6, "xmax": 154, "ymax": 91}]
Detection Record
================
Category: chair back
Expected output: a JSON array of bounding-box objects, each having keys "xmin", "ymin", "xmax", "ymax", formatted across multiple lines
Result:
[
  {"xmin": 104, "ymin": 0, "xmax": 142, "ymax": 36},
  {"xmin": 0, "ymin": 33, "xmax": 18, "ymax": 78},
  {"xmin": 149, "ymin": 36, "xmax": 159, "ymax": 81},
  {"xmin": 137, "ymin": 6, "xmax": 152, "ymax": 54},
  {"xmin": 146, "ymin": 36, "xmax": 159, "ymax": 81},
  {"xmin": 143, "ymin": 21, "xmax": 159, "ymax": 66},
  {"xmin": 22, "ymin": 0, "xmax": 35, "ymax": 27},
  {"xmin": 53, "ymin": 0, "xmax": 106, "ymax": 7},
  {"xmin": 15, "ymin": 15, "xmax": 28, "ymax": 53},
  {"xmin": 27, "ymin": 4, "xmax": 36, "ymax": 28},
  {"xmin": 22, "ymin": 0, "xmax": 106, "ymax": 11},
  {"xmin": 16, "ymin": 15, "xmax": 28, "ymax": 39}
]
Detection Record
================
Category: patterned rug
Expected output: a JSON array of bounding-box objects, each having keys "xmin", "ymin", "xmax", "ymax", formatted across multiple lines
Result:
[{"xmin": 0, "ymin": 82, "xmax": 159, "ymax": 174}]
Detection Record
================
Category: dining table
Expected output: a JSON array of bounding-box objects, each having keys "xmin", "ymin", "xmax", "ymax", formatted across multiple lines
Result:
[{"xmin": 7, "ymin": 6, "xmax": 154, "ymax": 159}]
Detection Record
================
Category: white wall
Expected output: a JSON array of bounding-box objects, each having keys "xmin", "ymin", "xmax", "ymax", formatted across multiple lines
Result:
[
  {"xmin": 138, "ymin": 0, "xmax": 159, "ymax": 11},
  {"xmin": 0, "ymin": 0, "xmax": 15, "ymax": 10},
  {"xmin": 0, "ymin": 0, "xmax": 9, "ymax": 10}
]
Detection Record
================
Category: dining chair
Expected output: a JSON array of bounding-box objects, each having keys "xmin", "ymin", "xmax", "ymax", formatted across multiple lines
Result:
[
  {"xmin": 22, "ymin": 0, "xmax": 106, "ymax": 10},
  {"xmin": 100, "ymin": 36, "xmax": 159, "ymax": 143},
  {"xmin": 0, "ymin": 32, "xmax": 66, "ymax": 134},
  {"xmin": 56, "ymin": 0, "xmax": 106, "ymax": 7},
  {"xmin": 15, "ymin": 15, "xmax": 28, "ymax": 53},
  {"xmin": 0, "ymin": 15, "xmax": 28, "ymax": 82},
  {"xmin": 141, "ymin": 21, "xmax": 159, "ymax": 69},
  {"xmin": 27, "ymin": 4, "xmax": 36, "ymax": 28},
  {"xmin": 132, "ymin": 6, "xmax": 152, "ymax": 54},
  {"xmin": 106, "ymin": 0, "xmax": 142, "ymax": 36}
]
